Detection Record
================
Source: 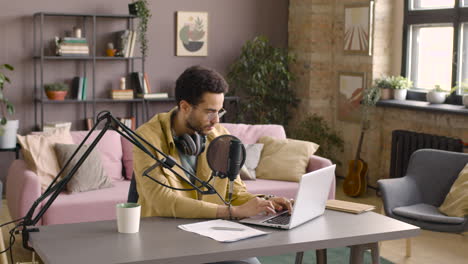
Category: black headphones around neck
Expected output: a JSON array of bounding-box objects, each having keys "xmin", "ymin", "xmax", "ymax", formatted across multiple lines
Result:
[{"xmin": 174, "ymin": 132, "xmax": 206, "ymax": 156}]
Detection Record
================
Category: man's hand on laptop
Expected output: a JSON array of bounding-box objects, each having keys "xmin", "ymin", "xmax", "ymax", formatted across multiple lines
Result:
[
  {"xmin": 267, "ymin": 197, "xmax": 294, "ymax": 215},
  {"xmin": 231, "ymin": 197, "xmax": 277, "ymax": 219}
]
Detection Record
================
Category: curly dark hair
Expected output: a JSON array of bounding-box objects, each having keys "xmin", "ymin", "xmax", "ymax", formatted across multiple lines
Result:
[{"xmin": 175, "ymin": 65, "xmax": 229, "ymax": 106}]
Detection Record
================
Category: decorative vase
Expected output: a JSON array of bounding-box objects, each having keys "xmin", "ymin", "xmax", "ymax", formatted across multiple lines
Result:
[
  {"xmin": 426, "ymin": 91, "xmax": 447, "ymax": 104},
  {"xmin": 463, "ymin": 95, "xmax": 468, "ymax": 108},
  {"xmin": 380, "ymin": 88, "xmax": 392, "ymax": 100},
  {"xmin": 0, "ymin": 120, "xmax": 19, "ymax": 149},
  {"xmin": 46, "ymin": 91, "xmax": 68, "ymax": 100},
  {"xmin": 393, "ymin": 89, "xmax": 407, "ymax": 100}
]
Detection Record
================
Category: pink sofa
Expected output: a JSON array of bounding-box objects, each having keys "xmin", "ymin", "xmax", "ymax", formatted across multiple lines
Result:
[{"xmin": 6, "ymin": 123, "xmax": 335, "ymax": 226}]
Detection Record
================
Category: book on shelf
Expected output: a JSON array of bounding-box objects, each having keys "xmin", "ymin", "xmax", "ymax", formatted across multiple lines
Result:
[
  {"xmin": 136, "ymin": 93, "xmax": 168, "ymax": 99},
  {"xmin": 128, "ymin": 31, "xmax": 137, "ymax": 57},
  {"xmin": 85, "ymin": 118, "xmax": 94, "ymax": 131},
  {"xmin": 111, "ymin": 89, "xmax": 134, "ymax": 100},
  {"xmin": 55, "ymin": 36, "xmax": 89, "ymax": 56},
  {"xmin": 81, "ymin": 77, "xmax": 88, "ymax": 100},
  {"xmin": 143, "ymin": 73, "xmax": 151, "ymax": 94},
  {"xmin": 117, "ymin": 117, "xmax": 136, "ymax": 130},
  {"xmin": 130, "ymin": 72, "xmax": 145, "ymax": 95},
  {"xmin": 72, "ymin": 76, "xmax": 87, "ymax": 100},
  {"xmin": 43, "ymin": 121, "xmax": 72, "ymax": 132},
  {"xmin": 325, "ymin": 199, "xmax": 376, "ymax": 214}
]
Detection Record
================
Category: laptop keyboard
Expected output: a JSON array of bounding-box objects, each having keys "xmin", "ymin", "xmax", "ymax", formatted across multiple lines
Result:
[{"xmin": 263, "ymin": 212, "xmax": 291, "ymax": 225}]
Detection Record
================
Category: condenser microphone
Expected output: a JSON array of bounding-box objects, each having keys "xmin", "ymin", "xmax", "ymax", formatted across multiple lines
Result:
[
  {"xmin": 206, "ymin": 135, "xmax": 246, "ymax": 180},
  {"xmin": 227, "ymin": 139, "xmax": 243, "ymax": 181}
]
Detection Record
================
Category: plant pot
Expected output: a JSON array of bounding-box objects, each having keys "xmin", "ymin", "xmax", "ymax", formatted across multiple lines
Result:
[
  {"xmin": 393, "ymin": 89, "xmax": 407, "ymax": 100},
  {"xmin": 0, "ymin": 120, "xmax": 19, "ymax": 149},
  {"xmin": 46, "ymin": 91, "xmax": 68, "ymax": 100},
  {"xmin": 463, "ymin": 95, "xmax": 468, "ymax": 108},
  {"xmin": 128, "ymin": 3, "xmax": 138, "ymax": 15},
  {"xmin": 380, "ymin": 88, "xmax": 393, "ymax": 100},
  {"xmin": 426, "ymin": 91, "xmax": 447, "ymax": 104}
]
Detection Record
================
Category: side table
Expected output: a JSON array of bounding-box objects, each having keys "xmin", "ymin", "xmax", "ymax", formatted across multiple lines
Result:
[{"xmin": 0, "ymin": 143, "xmax": 20, "ymax": 159}]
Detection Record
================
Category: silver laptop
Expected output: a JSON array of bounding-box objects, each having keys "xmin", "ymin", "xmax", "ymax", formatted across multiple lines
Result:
[{"xmin": 240, "ymin": 165, "xmax": 335, "ymax": 230}]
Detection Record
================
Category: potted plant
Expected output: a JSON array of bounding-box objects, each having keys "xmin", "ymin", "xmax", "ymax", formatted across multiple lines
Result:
[
  {"xmin": 426, "ymin": 84, "xmax": 455, "ymax": 104},
  {"xmin": 373, "ymin": 77, "xmax": 393, "ymax": 100},
  {"xmin": 390, "ymin": 76, "xmax": 412, "ymax": 100},
  {"xmin": 128, "ymin": 0, "xmax": 151, "ymax": 59},
  {"xmin": 227, "ymin": 36, "xmax": 298, "ymax": 127},
  {"xmin": 45, "ymin": 82, "xmax": 69, "ymax": 100},
  {"xmin": 0, "ymin": 63, "xmax": 19, "ymax": 149}
]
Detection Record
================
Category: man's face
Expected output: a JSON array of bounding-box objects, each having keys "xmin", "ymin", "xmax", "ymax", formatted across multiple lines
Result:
[{"xmin": 185, "ymin": 92, "xmax": 225, "ymax": 135}]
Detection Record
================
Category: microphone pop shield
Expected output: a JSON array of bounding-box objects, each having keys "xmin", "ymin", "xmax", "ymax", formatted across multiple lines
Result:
[{"xmin": 206, "ymin": 135, "xmax": 246, "ymax": 180}]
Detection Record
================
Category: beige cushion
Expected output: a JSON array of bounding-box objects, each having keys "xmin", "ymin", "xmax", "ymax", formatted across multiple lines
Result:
[
  {"xmin": 439, "ymin": 163, "xmax": 468, "ymax": 217},
  {"xmin": 54, "ymin": 143, "xmax": 113, "ymax": 193},
  {"xmin": 17, "ymin": 127, "xmax": 74, "ymax": 191},
  {"xmin": 256, "ymin": 136, "xmax": 319, "ymax": 182},
  {"xmin": 239, "ymin": 143, "xmax": 264, "ymax": 181}
]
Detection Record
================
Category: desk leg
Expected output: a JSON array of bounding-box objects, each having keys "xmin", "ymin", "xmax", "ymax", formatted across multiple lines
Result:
[
  {"xmin": 294, "ymin": 252, "xmax": 303, "ymax": 264},
  {"xmin": 349, "ymin": 243, "xmax": 380, "ymax": 264},
  {"xmin": 316, "ymin": 249, "xmax": 327, "ymax": 264}
]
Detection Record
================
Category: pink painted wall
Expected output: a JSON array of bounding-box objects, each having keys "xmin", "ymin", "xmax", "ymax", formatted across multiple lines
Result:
[{"xmin": 0, "ymin": 0, "xmax": 288, "ymax": 185}]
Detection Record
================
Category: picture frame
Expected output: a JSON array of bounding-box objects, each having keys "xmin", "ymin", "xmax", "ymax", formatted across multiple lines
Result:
[
  {"xmin": 176, "ymin": 11, "xmax": 208, "ymax": 56},
  {"xmin": 344, "ymin": 1, "xmax": 374, "ymax": 55},
  {"xmin": 337, "ymin": 72, "xmax": 366, "ymax": 123}
]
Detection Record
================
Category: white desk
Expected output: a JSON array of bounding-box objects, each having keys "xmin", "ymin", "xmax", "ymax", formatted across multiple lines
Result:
[{"xmin": 29, "ymin": 210, "xmax": 420, "ymax": 264}]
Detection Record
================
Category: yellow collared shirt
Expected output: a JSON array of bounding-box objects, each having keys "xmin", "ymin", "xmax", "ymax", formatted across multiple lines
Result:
[{"xmin": 133, "ymin": 108, "xmax": 256, "ymax": 218}]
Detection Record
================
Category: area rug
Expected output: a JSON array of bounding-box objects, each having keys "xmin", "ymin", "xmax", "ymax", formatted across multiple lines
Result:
[{"xmin": 258, "ymin": 247, "xmax": 394, "ymax": 264}]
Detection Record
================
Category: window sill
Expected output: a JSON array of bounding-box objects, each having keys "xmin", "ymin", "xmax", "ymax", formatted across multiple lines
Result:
[{"xmin": 376, "ymin": 99, "xmax": 468, "ymax": 116}]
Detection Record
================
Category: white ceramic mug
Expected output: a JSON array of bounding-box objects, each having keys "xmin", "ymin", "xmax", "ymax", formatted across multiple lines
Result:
[{"xmin": 116, "ymin": 203, "xmax": 141, "ymax": 233}]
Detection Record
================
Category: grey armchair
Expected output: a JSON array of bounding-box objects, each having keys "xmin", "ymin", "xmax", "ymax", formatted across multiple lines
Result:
[{"xmin": 378, "ymin": 149, "xmax": 468, "ymax": 256}]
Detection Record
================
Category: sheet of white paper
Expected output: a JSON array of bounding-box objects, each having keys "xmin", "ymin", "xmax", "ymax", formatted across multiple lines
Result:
[{"xmin": 178, "ymin": 219, "xmax": 270, "ymax": 242}]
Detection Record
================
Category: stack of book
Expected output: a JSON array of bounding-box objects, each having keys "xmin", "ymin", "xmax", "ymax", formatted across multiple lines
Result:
[
  {"xmin": 43, "ymin": 121, "xmax": 72, "ymax": 132},
  {"xmin": 130, "ymin": 72, "xmax": 168, "ymax": 99},
  {"xmin": 55, "ymin": 37, "xmax": 89, "ymax": 56},
  {"xmin": 116, "ymin": 30, "xmax": 137, "ymax": 57},
  {"xmin": 71, "ymin": 77, "xmax": 88, "ymax": 100},
  {"xmin": 111, "ymin": 89, "xmax": 134, "ymax": 100}
]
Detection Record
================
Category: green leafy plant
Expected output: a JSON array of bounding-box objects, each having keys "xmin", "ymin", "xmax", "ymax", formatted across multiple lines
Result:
[
  {"xmin": 373, "ymin": 77, "xmax": 393, "ymax": 90},
  {"xmin": 44, "ymin": 82, "xmax": 69, "ymax": 92},
  {"xmin": 227, "ymin": 36, "xmax": 298, "ymax": 126},
  {"xmin": 130, "ymin": 0, "xmax": 151, "ymax": 59},
  {"xmin": 0, "ymin": 64, "xmax": 15, "ymax": 125},
  {"xmin": 289, "ymin": 114, "xmax": 344, "ymax": 165},
  {"xmin": 389, "ymin": 76, "xmax": 412, "ymax": 90}
]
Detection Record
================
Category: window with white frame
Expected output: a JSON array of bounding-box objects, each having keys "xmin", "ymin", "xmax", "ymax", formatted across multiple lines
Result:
[{"xmin": 403, "ymin": 0, "xmax": 468, "ymax": 94}]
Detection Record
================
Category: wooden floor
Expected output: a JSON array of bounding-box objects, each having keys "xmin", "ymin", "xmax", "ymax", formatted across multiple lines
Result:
[
  {"xmin": 1, "ymin": 180, "xmax": 467, "ymax": 264},
  {"xmin": 335, "ymin": 179, "xmax": 468, "ymax": 264}
]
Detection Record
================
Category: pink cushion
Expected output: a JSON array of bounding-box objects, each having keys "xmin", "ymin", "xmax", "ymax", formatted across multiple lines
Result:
[
  {"xmin": 71, "ymin": 131, "xmax": 124, "ymax": 181},
  {"xmin": 221, "ymin": 123, "xmax": 286, "ymax": 144},
  {"xmin": 244, "ymin": 179, "xmax": 299, "ymax": 199},
  {"xmin": 41, "ymin": 180, "xmax": 130, "ymax": 225},
  {"xmin": 121, "ymin": 136, "xmax": 134, "ymax": 179}
]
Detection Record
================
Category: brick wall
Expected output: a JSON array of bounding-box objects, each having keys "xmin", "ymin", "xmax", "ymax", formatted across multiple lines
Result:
[{"xmin": 289, "ymin": 0, "xmax": 468, "ymax": 187}]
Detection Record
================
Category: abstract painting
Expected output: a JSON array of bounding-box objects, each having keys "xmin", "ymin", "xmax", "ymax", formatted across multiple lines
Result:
[
  {"xmin": 337, "ymin": 72, "xmax": 365, "ymax": 123},
  {"xmin": 344, "ymin": 2, "xmax": 373, "ymax": 55},
  {"xmin": 176, "ymin": 12, "xmax": 208, "ymax": 56}
]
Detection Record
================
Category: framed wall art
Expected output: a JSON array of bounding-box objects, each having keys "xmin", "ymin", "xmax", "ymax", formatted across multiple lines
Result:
[
  {"xmin": 176, "ymin": 11, "xmax": 208, "ymax": 56},
  {"xmin": 337, "ymin": 72, "xmax": 366, "ymax": 123},
  {"xmin": 344, "ymin": 1, "xmax": 374, "ymax": 55}
]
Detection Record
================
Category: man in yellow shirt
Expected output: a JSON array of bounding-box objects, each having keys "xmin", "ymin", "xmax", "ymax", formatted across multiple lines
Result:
[{"xmin": 133, "ymin": 66, "xmax": 293, "ymax": 263}]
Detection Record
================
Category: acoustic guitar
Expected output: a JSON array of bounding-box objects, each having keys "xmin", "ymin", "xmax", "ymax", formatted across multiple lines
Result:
[{"xmin": 343, "ymin": 129, "xmax": 368, "ymax": 197}]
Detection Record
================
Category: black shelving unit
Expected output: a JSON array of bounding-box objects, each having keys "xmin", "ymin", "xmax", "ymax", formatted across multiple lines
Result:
[{"xmin": 32, "ymin": 12, "xmax": 143, "ymax": 130}]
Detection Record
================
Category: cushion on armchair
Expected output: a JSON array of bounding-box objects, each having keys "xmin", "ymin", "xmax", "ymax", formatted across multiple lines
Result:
[
  {"xmin": 439, "ymin": 163, "xmax": 468, "ymax": 218},
  {"xmin": 256, "ymin": 136, "xmax": 319, "ymax": 182},
  {"xmin": 393, "ymin": 203, "xmax": 465, "ymax": 224},
  {"xmin": 239, "ymin": 143, "xmax": 264, "ymax": 180}
]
